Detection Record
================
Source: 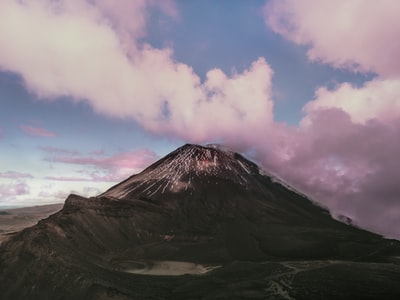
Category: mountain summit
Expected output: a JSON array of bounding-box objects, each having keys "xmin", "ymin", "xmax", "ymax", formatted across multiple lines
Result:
[
  {"xmin": 102, "ymin": 144, "xmax": 260, "ymax": 199},
  {"xmin": 1, "ymin": 144, "xmax": 400, "ymax": 299},
  {"xmin": 100, "ymin": 144, "xmax": 334, "ymax": 230}
]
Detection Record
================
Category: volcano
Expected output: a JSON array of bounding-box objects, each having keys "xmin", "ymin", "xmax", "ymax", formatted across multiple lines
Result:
[{"xmin": 1, "ymin": 144, "xmax": 400, "ymax": 299}]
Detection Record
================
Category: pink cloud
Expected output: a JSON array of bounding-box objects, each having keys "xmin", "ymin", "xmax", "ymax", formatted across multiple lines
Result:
[
  {"xmin": 44, "ymin": 176, "xmax": 91, "ymax": 182},
  {"xmin": 0, "ymin": 171, "xmax": 33, "ymax": 179},
  {"xmin": 303, "ymin": 79, "xmax": 400, "ymax": 125},
  {"xmin": 20, "ymin": 125, "xmax": 56, "ymax": 137},
  {"xmin": 55, "ymin": 148, "xmax": 158, "ymax": 170},
  {"xmin": 95, "ymin": 0, "xmax": 178, "ymax": 38},
  {"xmin": 40, "ymin": 148, "xmax": 158, "ymax": 182},
  {"xmin": 46, "ymin": 149, "xmax": 159, "ymax": 182},
  {"xmin": 89, "ymin": 149, "xmax": 105, "ymax": 156},
  {"xmin": 240, "ymin": 107, "xmax": 400, "ymax": 239},
  {"xmin": 264, "ymin": 0, "xmax": 400, "ymax": 77},
  {"xmin": 154, "ymin": 0, "xmax": 179, "ymax": 19},
  {"xmin": 256, "ymin": 0, "xmax": 400, "ymax": 239},
  {"xmin": 0, "ymin": 182, "xmax": 30, "ymax": 197}
]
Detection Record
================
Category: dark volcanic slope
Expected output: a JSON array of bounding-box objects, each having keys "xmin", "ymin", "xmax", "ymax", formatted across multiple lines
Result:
[{"xmin": 1, "ymin": 144, "xmax": 400, "ymax": 300}]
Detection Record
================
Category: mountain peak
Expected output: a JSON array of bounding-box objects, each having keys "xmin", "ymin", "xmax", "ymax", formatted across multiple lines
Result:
[
  {"xmin": 2, "ymin": 144, "xmax": 400, "ymax": 299},
  {"xmin": 102, "ymin": 144, "xmax": 259, "ymax": 199},
  {"xmin": 173, "ymin": 143, "xmax": 255, "ymax": 171}
]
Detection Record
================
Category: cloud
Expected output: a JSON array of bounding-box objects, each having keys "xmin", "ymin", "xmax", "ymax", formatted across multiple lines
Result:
[
  {"xmin": 260, "ymin": 0, "xmax": 400, "ymax": 238},
  {"xmin": 39, "ymin": 146, "xmax": 79, "ymax": 155},
  {"xmin": 38, "ymin": 186, "xmax": 102, "ymax": 200},
  {"xmin": 44, "ymin": 176, "xmax": 91, "ymax": 182},
  {"xmin": 93, "ymin": 0, "xmax": 178, "ymax": 39},
  {"xmin": 0, "ymin": 182, "xmax": 30, "ymax": 198},
  {"xmin": 303, "ymin": 78, "xmax": 400, "ymax": 125},
  {"xmin": 0, "ymin": 171, "xmax": 34, "ymax": 179},
  {"xmin": 255, "ymin": 108, "xmax": 400, "ymax": 238},
  {"xmin": 89, "ymin": 149, "xmax": 105, "ymax": 156},
  {"xmin": 20, "ymin": 125, "xmax": 56, "ymax": 137},
  {"xmin": 264, "ymin": 0, "xmax": 400, "ymax": 77},
  {"xmin": 81, "ymin": 171, "xmax": 126, "ymax": 183},
  {"xmin": 47, "ymin": 148, "xmax": 159, "ymax": 181},
  {"xmin": 38, "ymin": 190, "xmax": 69, "ymax": 200},
  {"xmin": 53, "ymin": 148, "xmax": 158, "ymax": 170},
  {"xmin": 0, "ymin": 0, "xmax": 274, "ymax": 143},
  {"xmin": 39, "ymin": 146, "xmax": 158, "ymax": 182}
]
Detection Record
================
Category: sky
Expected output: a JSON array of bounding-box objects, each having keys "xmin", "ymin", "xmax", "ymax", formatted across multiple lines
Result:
[{"xmin": 1, "ymin": 0, "xmax": 400, "ymax": 238}]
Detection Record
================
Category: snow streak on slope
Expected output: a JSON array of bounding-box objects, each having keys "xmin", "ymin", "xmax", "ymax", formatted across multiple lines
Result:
[{"xmin": 102, "ymin": 144, "xmax": 259, "ymax": 199}]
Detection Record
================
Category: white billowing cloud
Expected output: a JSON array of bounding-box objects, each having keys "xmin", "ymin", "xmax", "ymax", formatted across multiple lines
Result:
[
  {"xmin": 0, "ymin": 0, "xmax": 142, "ymax": 105},
  {"xmin": 264, "ymin": 0, "xmax": 400, "ymax": 77},
  {"xmin": 303, "ymin": 78, "xmax": 400, "ymax": 125},
  {"xmin": 199, "ymin": 59, "xmax": 274, "ymax": 141},
  {"xmin": 172, "ymin": 59, "xmax": 271, "ymax": 142},
  {"xmin": 0, "ymin": 0, "xmax": 274, "ymax": 145}
]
